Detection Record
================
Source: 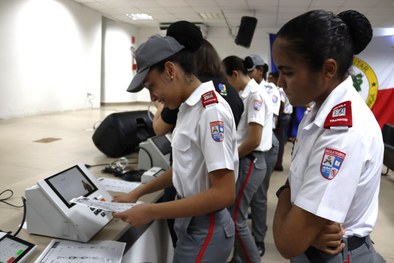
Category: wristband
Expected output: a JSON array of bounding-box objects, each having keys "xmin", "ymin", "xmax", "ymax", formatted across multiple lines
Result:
[{"xmin": 276, "ymin": 184, "xmax": 290, "ymax": 198}]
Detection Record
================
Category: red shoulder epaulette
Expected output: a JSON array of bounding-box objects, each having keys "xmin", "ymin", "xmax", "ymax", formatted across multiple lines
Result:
[
  {"xmin": 201, "ymin": 90, "xmax": 218, "ymax": 107},
  {"xmin": 324, "ymin": 101, "xmax": 352, "ymax": 129}
]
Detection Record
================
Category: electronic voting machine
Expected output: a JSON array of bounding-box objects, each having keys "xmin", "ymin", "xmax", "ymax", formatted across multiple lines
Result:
[
  {"xmin": 138, "ymin": 134, "xmax": 172, "ymax": 170},
  {"xmin": 25, "ymin": 163, "xmax": 112, "ymax": 242}
]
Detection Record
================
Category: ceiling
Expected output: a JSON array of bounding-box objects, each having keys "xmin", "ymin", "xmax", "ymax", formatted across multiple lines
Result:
[{"xmin": 72, "ymin": 0, "xmax": 394, "ymax": 33}]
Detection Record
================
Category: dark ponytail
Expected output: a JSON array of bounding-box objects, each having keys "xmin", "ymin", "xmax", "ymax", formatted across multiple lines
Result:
[
  {"xmin": 222, "ymin": 56, "xmax": 249, "ymax": 76},
  {"xmin": 166, "ymin": 20, "xmax": 203, "ymax": 52},
  {"xmin": 152, "ymin": 20, "xmax": 204, "ymax": 75}
]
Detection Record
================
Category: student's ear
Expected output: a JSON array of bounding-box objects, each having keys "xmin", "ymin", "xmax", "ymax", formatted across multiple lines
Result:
[
  {"xmin": 323, "ymin": 59, "xmax": 337, "ymax": 80},
  {"xmin": 232, "ymin": 69, "xmax": 239, "ymax": 78},
  {"xmin": 164, "ymin": 61, "xmax": 176, "ymax": 80}
]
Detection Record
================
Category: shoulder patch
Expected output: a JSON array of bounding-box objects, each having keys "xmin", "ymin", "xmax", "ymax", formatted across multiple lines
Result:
[
  {"xmin": 324, "ymin": 101, "xmax": 352, "ymax": 129},
  {"xmin": 320, "ymin": 148, "xmax": 346, "ymax": 180},
  {"xmin": 201, "ymin": 90, "xmax": 218, "ymax": 107},
  {"xmin": 253, "ymin": 100, "xmax": 262, "ymax": 111},
  {"xmin": 210, "ymin": 121, "xmax": 224, "ymax": 142},
  {"xmin": 217, "ymin": 83, "xmax": 228, "ymax": 96},
  {"xmin": 272, "ymin": 94, "xmax": 279, "ymax": 104}
]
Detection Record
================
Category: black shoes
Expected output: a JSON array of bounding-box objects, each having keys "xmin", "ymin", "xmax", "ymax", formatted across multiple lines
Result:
[{"xmin": 256, "ymin": 242, "xmax": 265, "ymax": 257}]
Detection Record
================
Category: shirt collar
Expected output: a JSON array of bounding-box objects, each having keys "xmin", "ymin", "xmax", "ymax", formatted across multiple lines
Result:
[
  {"xmin": 312, "ymin": 76, "xmax": 353, "ymax": 128},
  {"xmin": 182, "ymin": 80, "xmax": 215, "ymax": 107},
  {"xmin": 240, "ymin": 78, "xmax": 259, "ymax": 98}
]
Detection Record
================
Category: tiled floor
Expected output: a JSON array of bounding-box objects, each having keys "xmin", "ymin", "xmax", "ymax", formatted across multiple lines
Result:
[{"xmin": 1, "ymin": 103, "xmax": 393, "ymax": 262}]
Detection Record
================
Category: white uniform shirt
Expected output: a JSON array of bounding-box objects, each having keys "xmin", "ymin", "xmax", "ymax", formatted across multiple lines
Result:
[
  {"xmin": 172, "ymin": 81, "xmax": 239, "ymax": 198},
  {"xmin": 289, "ymin": 76, "xmax": 383, "ymax": 237},
  {"xmin": 279, "ymin": 87, "xmax": 293, "ymax": 114},
  {"xmin": 261, "ymin": 80, "xmax": 281, "ymax": 116},
  {"xmin": 237, "ymin": 78, "xmax": 273, "ymax": 152},
  {"xmin": 261, "ymin": 80, "xmax": 281, "ymax": 129}
]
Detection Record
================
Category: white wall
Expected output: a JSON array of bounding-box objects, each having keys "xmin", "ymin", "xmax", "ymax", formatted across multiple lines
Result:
[
  {"xmin": 101, "ymin": 17, "xmax": 138, "ymax": 103},
  {"xmin": 102, "ymin": 22, "xmax": 158, "ymax": 104},
  {"xmin": 0, "ymin": 0, "xmax": 102, "ymax": 119}
]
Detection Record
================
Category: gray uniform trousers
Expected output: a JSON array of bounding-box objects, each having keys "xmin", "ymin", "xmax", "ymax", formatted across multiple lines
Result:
[
  {"xmin": 173, "ymin": 208, "xmax": 235, "ymax": 263},
  {"xmin": 251, "ymin": 134, "xmax": 279, "ymax": 244},
  {"xmin": 290, "ymin": 236, "xmax": 386, "ymax": 263},
  {"xmin": 230, "ymin": 151, "xmax": 266, "ymax": 263}
]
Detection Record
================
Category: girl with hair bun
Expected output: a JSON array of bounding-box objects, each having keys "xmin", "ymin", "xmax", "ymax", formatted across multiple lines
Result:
[
  {"xmin": 223, "ymin": 55, "xmax": 274, "ymax": 263},
  {"xmin": 273, "ymin": 10, "xmax": 386, "ymax": 262},
  {"xmin": 113, "ymin": 25, "xmax": 238, "ymax": 262}
]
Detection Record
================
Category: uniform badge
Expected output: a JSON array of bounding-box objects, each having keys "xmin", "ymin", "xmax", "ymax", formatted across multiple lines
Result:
[
  {"xmin": 324, "ymin": 101, "xmax": 352, "ymax": 129},
  {"xmin": 320, "ymin": 148, "xmax": 346, "ymax": 180},
  {"xmin": 272, "ymin": 95, "xmax": 278, "ymax": 104},
  {"xmin": 218, "ymin": 83, "xmax": 227, "ymax": 96},
  {"xmin": 253, "ymin": 100, "xmax": 262, "ymax": 111},
  {"xmin": 210, "ymin": 121, "xmax": 224, "ymax": 142},
  {"xmin": 201, "ymin": 91, "xmax": 218, "ymax": 107}
]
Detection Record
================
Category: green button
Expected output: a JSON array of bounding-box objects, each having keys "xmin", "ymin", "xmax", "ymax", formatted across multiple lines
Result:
[{"xmin": 16, "ymin": 249, "xmax": 24, "ymax": 256}]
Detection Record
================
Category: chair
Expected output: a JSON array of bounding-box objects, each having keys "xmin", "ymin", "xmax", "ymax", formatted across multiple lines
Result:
[{"xmin": 382, "ymin": 123, "xmax": 394, "ymax": 176}]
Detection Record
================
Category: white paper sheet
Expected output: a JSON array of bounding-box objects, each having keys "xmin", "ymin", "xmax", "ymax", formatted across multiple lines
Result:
[
  {"xmin": 97, "ymin": 177, "xmax": 141, "ymax": 193},
  {"xmin": 35, "ymin": 239, "xmax": 126, "ymax": 263},
  {"xmin": 70, "ymin": 196, "xmax": 139, "ymax": 213}
]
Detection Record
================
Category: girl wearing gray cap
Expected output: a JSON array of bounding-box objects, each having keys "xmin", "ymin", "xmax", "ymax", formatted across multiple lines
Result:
[{"xmin": 112, "ymin": 29, "xmax": 238, "ymax": 262}]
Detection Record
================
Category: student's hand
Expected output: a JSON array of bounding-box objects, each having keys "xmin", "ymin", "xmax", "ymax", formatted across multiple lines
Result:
[
  {"xmin": 152, "ymin": 100, "xmax": 164, "ymax": 110},
  {"xmin": 112, "ymin": 191, "xmax": 139, "ymax": 203},
  {"xmin": 112, "ymin": 203, "xmax": 153, "ymax": 227},
  {"xmin": 312, "ymin": 221, "xmax": 345, "ymax": 255}
]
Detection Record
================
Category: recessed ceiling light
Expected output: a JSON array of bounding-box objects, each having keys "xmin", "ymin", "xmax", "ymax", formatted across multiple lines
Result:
[
  {"xmin": 199, "ymin": 12, "xmax": 223, "ymax": 20},
  {"xmin": 126, "ymin": 13, "xmax": 153, "ymax": 20}
]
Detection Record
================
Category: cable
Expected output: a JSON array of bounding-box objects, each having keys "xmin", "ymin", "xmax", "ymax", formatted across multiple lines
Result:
[
  {"xmin": 0, "ymin": 189, "xmax": 23, "ymax": 208},
  {"xmin": 85, "ymin": 156, "xmax": 138, "ymax": 169},
  {"xmin": 84, "ymin": 163, "xmax": 108, "ymax": 168},
  {"xmin": 13, "ymin": 197, "xmax": 26, "ymax": 237},
  {"xmin": 0, "ymin": 190, "xmax": 26, "ymax": 236}
]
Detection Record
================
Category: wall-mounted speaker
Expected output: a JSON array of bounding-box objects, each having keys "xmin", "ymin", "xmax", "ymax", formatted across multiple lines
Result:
[{"xmin": 235, "ymin": 16, "xmax": 257, "ymax": 48}]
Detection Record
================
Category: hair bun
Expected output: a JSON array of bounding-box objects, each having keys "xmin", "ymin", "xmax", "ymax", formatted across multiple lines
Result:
[
  {"xmin": 166, "ymin": 20, "xmax": 203, "ymax": 52},
  {"xmin": 244, "ymin": 56, "xmax": 255, "ymax": 71},
  {"xmin": 338, "ymin": 10, "xmax": 372, "ymax": 54}
]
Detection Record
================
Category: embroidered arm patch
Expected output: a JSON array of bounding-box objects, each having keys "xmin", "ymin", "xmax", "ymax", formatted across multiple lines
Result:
[
  {"xmin": 210, "ymin": 121, "xmax": 224, "ymax": 142},
  {"xmin": 320, "ymin": 148, "xmax": 346, "ymax": 180}
]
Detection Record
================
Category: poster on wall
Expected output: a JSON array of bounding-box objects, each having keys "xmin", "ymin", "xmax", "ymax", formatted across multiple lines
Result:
[{"xmin": 351, "ymin": 35, "xmax": 394, "ymax": 128}]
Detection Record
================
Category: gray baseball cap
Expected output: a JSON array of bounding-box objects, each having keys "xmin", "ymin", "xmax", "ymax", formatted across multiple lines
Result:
[
  {"xmin": 250, "ymin": 54, "xmax": 265, "ymax": 66},
  {"xmin": 246, "ymin": 54, "xmax": 265, "ymax": 71},
  {"xmin": 127, "ymin": 35, "xmax": 185, "ymax": 93}
]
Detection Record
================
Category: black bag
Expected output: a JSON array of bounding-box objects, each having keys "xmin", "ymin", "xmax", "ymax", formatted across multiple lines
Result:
[{"xmin": 92, "ymin": 111, "xmax": 155, "ymax": 157}]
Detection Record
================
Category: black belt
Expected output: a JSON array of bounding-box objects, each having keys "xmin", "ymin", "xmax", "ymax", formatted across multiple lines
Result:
[
  {"xmin": 347, "ymin": 236, "xmax": 366, "ymax": 251},
  {"xmin": 305, "ymin": 236, "xmax": 367, "ymax": 262}
]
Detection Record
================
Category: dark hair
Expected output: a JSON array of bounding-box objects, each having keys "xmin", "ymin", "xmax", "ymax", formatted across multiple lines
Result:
[
  {"xmin": 269, "ymin": 71, "xmax": 279, "ymax": 78},
  {"xmin": 223, "ymin": 56, "xmax": 250, "ymax": 76},
  {"xmin": 276, "ymin": 10, "xmax": 372, "ymax": 78},
  {"xmin": 152, "ymin": 20, "xmax": 203, "ymax": 75},
  {"xmin": 262, "ymin": 63, "xmax": 269, "ymax": 80},
  {"xmin": 194, "ymin": 39, "xmax": 226, "ymax": 79}
]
